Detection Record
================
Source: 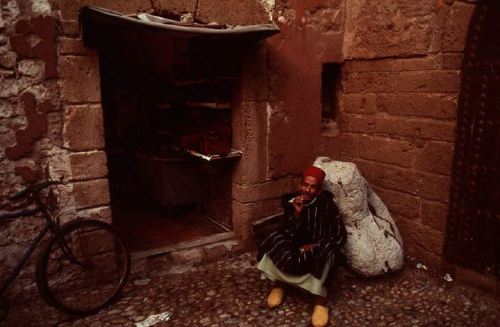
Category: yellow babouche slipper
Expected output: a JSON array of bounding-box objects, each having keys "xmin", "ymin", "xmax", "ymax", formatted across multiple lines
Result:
[
  {"xmin": 311, "ymin": 304, "xmax": 329, "ymax": 327},
  {"xmin": 266, "ymin": 287, "xmax": 284, "ymax": 308}
]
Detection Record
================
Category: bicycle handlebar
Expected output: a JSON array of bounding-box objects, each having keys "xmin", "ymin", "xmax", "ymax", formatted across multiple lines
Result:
[{"xmin": 9, "ymin": 180, "xmax": 62, "ymax": 201}]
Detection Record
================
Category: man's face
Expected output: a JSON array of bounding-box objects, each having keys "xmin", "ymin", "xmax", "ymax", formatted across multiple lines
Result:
[{"xmin": 299, "ymin": 176, "xmax": 321, "ymax": 201}]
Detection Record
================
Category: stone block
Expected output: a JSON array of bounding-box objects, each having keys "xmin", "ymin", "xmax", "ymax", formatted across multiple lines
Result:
[
  {"xmin": 372, "ymin": 186, "xmax": 421, "ymax": 220},
  {"xmin": 415, "ymin": 172, "xmax": 451, "ymax": 203},
  {"xmin": 375, "ymin": 117, "xmax": 456, "ymax": 142},
  {"xmin": 345, "ymin": 55, "xmax": 442, "ymax": 73},
  {"xmin": 338, "ymin": 133, "xmax": 360, "ymax": 159},
  {"xmin": 421, "ymin": 200, "xmax": 448, "ymax": 232},
  {"xmin": 58, "ymin": 37, "xmax": 96, "ymax": 55},
  {"xmin": 232, "ymin": 198, "xmax": 281, "ymax": 242},
  {"xmin": 67, "ymin": 205, "xmax": 112, "ymax": 224},
  {"xmin": 414, "ymin": 141, "xmax": 454, "ymax": 175},
  {"xmin": 341, "ymin": 93, "xmax": 377, "ymax": 114},
  {"xmin": 59, "ymin": 20, "xmax": 80, "ymax": 35},
  {"xmin": 442, "ymin": 53, "xmax": 464, "ymax": 69},
  {"xmin": 442, "ymin": 1, "xmax": 476, "ymax": 52},
  {"xmin": 170, "ymin": 248, "xmax": 205, "ymax": 265},
  {"xmin": 344, "ymin": 0, "xmax": 436, "ymax": 59},
  {"xmin": 197, "ymin": 0, "xmax": 270, "ymax": 25},
  {"xmin": 151, "ymin": 0, "xmax": 197, "ymax": 15},
  {"xmin": 0, "ymin": 51, "xmax": 17, "ymax": 69},
  {"xmin": 59, "ymin": 0, "xmax": 152, "ymax": 21},
  {"xmin": 377, "ymin": 93, "xmax": 458, "ymax": 120},
  {"xmin": 343, "ymin": 72, "xmax": 396, "ymax": 94},
  {"xmin": 359, "ymin": 136, "xmax": 415, "ymax": 168},
  {"xmin": 63, "ymin": 104, "xmax": 104, "ymax": 151},
  {"xmin": 71, "ymin": 178, "xmax": 110, "ymax": 209},
  {"xmin": 397, "ymin": 217, "xmax": 445, "ymax": 257},
  {"xmin": 233, "ymin": 177, "xmax": 293, "ymax": 204},
  {"xmin": 232, "ymin": 101, "xmax": 269, "ymax": 184},
  {"xmin": 340, "ymin": 113, "xmax": 376, "ymax": 134},
  {"xmin": 69, "ymin": 150, "xmax": 108, "ymax": 180},
  {"xmin": 17, "ymin": 59, "xmax": 45, "ymax": 79},
  {"xmin": 395, "ymin": 71, "xmax": 461, "ymax": 93},
  {"xmin": 59, "ymin": 55, "xmax": 101, "ymax": 103},
  {"xmin": 355, "ymin": 159, "xmax": 421, "ymax": 196}
]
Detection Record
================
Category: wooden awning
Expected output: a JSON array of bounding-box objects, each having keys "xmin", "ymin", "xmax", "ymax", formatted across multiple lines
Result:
[{"xmin": 79, "ymin": 6, "xmax": 280, "ymax": 49}]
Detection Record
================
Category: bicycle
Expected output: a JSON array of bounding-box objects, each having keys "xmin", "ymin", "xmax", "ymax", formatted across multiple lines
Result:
[{"xmin": 0, "ymin": 180, "xmax": 131, "ymax": 321}]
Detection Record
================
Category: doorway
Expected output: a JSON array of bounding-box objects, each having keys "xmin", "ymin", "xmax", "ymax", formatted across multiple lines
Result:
[{"xmin": 98, "ymin": 29, "xmax": 238, "ymax": 253}]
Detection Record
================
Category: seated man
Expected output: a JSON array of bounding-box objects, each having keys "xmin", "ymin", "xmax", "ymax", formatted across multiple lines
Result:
[{"xmin": 257, "ymin": 166, "xmax": 346, "ymax": 327}]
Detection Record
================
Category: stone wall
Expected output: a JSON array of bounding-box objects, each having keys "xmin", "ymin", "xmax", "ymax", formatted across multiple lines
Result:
[
  {"xmin": 322, "ymin": 0, "xmax": 475, "ymax": 270},
  {"xmin": 0, "ymin": 0, "xmax": 491, "ymax": 294}
]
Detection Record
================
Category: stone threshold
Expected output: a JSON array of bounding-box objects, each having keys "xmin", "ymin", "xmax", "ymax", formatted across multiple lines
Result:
[{"xmin": 130, "ymin": 231, "xmax": 239, "ymax": 260}]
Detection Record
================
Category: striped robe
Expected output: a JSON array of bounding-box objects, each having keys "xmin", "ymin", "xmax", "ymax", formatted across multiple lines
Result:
[{"xmin": 258, "ymin": 191, "xmax": 346, "ymax": 279}]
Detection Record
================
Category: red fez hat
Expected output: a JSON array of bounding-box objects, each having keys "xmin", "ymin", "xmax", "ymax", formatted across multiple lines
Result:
[{"xmin": 302, "ymin": 166, "xmax": 326, "ymax": 184}]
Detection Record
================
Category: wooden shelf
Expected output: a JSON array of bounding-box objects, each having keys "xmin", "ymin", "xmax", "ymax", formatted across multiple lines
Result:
[{"xmin": 171, "ymin": 146, "xmax": 242, "ymax": 161}]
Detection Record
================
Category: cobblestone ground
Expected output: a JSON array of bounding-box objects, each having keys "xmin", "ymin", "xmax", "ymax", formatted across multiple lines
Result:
[{"xmin": 3, "ymin": 252, "xmax": 500, "ymax": 326}]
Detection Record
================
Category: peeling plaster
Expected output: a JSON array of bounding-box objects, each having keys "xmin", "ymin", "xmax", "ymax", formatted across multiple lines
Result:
[
  {"xmin": 30, "ymin": 0, "xmax": 51, "ymax": 16},
  {"xmin": 259, "ymin": 0, "xmax": 275, "ymax": 21}
]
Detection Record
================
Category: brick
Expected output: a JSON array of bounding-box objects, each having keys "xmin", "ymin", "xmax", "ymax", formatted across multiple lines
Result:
[
  {"xmin": 59, "ymin": 20, "xmax": 80, "ymax": 36},
  {"xmin": 63, "ymin": 104, "xmax": 104, "ymax": 151},
  {"xmin": 442, "ymin": 1, "xmax": 476, "ymax": 52},
  {"xmin": 59, "ymin": 55, "xmax": 101, "ymax": 103},
  {"xmin": 344, "ymin": 55, "xmax": 442, "ymax": 73},
  {"xmin": 377, "ymin": 93, "xmax": 457, "ymax": 120},
  {"xmin": 415, "ymin": 172, "xmax": 451, "ymax": 203},
  {"xmin": 59, "ymin": 0, "xmax": 152, "ymax": 20},
  {"xmin": 421, "ymin": 200, "xmax": 448, "ymax": 232},
  {"xmin": 170, "ymin": 248, "xmax": 205, "ymax": 265},
  {"xmin": 358, "ymin": 136, "xmax": 415, "ymax": 168},
  {"xmin": 58, "ymin": 37, "xmax": 96, "ymax": 55},
  {"xmin": 344, "ymin": 0, "xmax": 435, "ymax": 58},
  {"xmin": 414, "ymin": 141, "xmax": 454, "ymax": 175},
  {"xmin": 343, "ymin": 70, "xmax": 460, "ymax": 94},
  {"xmin": 340, "ymin": 114, "xmax": 376, "ymax": 134},
  {"xmin": 372, "ymin": 186, "xmax": 421, "ymax": 220},
  {"xmin": 396, "ymin": 71, "xmax": 460, "ymax": 93},
  {"xmin": 72, "ymin": 179, "xmax": 110, "ymax": 209},
  {"xmin": 442, "ymin": 53, "xmax": 464, "ymax": 69},
  {"xmin": 233, "ymin": 101, "xmax": 271, "ymax": 184},
  {"xmin": 341, "ymin": 94, "xmax": 376, "ymax": 116},
  {"xmin": 232, "ymin": 198, "xmax": 281, "ymax": 241},
  {"xmin": 233, "ymin": 177, "xmax": 293, "ymax": 204},
  {"xmin": 338, "ymin": 133, "xmax": 360, "ymax": 159},
  {"xmin": 151, "ymin": 0, "xmax": 197, "ymax": 15},
  {"xmin": 343, "ymin": 72, "xmax": 396, "ymax": 94},
  {"xmin": 74, "ymin": 205, "xmax": 112, "ymax": 224},
  {"xmin": 197, "ymin": 0, "xmax": 270, "ymax": 25},
  {"xmin": 397, "ymin": 217, "xmax": 445, "ymax": 257},
  {"xmin": 341, "ymin": 93, "xmax": 377, "ymax": 114},
  {"xmin": 355, "ymin": 159, "xmax": 420, "ymax": 196},
  {"xmin": 375, "ymin": 116, "xmax": 456, "ymax": 142},
  {"xmin": 69, "ymin": 151, "xmax": 108, "ymax": 180}
]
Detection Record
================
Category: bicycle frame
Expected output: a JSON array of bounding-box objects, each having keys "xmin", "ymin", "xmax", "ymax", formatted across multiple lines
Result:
[{"xmin": 0, "ymin": 190, "xmax": 62, "ymax": 296}]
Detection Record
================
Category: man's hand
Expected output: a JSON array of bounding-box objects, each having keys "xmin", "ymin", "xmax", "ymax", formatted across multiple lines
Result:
[
  {"xmin": 292, "ymin": 195, "xmax": 306, "ymax": 217},
  {"xmin": 300, "ymin": 243, "xmax": 318, "ymax": 253}
]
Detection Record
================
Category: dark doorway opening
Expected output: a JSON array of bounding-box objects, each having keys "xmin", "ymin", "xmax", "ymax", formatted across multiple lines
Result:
[{"xmin": 98, "ymin": 30, "xmax": 240, "ymax": 253}]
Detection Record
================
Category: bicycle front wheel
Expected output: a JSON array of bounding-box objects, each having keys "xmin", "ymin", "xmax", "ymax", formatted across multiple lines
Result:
[{"xmin": 36, "ymin": 219, "xmax": 130, "ymax": 315}]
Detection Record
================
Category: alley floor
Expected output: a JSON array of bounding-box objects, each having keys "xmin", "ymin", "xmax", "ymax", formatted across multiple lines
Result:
[{"xmin": 3, "ymin": 252, "xmax": 500, "ymax": 326}]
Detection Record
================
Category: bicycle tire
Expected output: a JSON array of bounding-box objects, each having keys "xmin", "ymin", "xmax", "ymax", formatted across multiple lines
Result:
[{"xmin": 36, "ymin": 219, "xmax": 130, "ymax": 315}]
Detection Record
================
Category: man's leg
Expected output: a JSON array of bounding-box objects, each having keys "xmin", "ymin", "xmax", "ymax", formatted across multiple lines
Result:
[
  {"xmin": 266, "ymin": 281, "xmax": 286, "ymax": 308},
  {"xmin": 311, "ymin": 295, "xmax": 329, "ymax": 327}
]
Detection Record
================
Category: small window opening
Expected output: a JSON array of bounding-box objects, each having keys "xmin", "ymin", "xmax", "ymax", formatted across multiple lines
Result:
[{"xmin": 321, "ymin": 63, "xmax": 342, "ymax": 128}]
